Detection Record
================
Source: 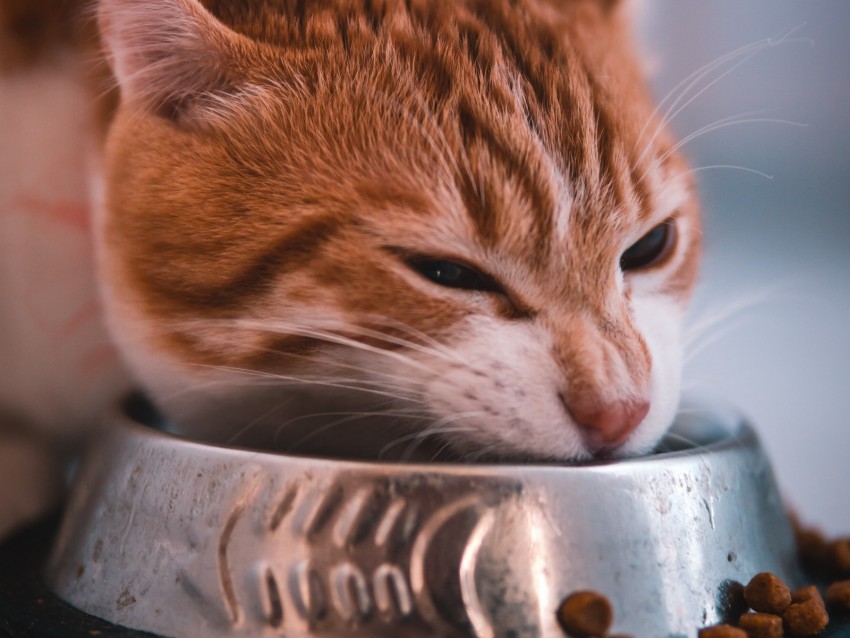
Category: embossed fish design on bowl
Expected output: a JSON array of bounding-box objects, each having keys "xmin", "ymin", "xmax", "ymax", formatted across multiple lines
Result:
[{"xmin": 46, "ymin": 398, "xmax": 803, "ymax": 637}]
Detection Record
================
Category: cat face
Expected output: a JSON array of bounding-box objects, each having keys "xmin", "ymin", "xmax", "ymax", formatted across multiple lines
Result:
[{"xmin": 95, "ymin": 0, "xmax": 700, "ymax": 461}]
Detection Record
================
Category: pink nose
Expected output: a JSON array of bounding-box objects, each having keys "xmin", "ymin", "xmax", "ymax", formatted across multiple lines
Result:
[{"xmin": 567, "ymin": 399, "xmax": 650, "ymax": 453}]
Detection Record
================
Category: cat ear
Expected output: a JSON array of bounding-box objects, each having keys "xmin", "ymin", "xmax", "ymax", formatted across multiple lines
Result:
[{"xmin": 98, "ymin": 0, "xmax": 254, "ymax": 121}]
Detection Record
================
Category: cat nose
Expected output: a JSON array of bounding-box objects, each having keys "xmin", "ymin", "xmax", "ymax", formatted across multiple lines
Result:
[{"xmin": 565, "ymin": 398, "xmax": 650, "ymax": 453}]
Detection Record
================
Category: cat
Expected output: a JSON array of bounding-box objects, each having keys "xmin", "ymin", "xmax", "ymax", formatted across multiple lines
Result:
[{"xmin": 0, "ymin": 0, "xmax": 700, "ymax": 531}]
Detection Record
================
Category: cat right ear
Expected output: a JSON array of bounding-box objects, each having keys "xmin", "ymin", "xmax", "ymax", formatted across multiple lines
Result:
[{"xmin": 98, "ymin": 0, "xmax": 255, "ymax": 122}]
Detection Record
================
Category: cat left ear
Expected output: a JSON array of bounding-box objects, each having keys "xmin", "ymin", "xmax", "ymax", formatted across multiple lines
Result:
[{"xmin": 98, "ymin": 0, "xmax": 255, "ymax": 122}]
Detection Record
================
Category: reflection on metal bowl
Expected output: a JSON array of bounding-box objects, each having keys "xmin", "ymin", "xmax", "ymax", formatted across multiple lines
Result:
[{"xmin": 46, "ymin": 398, "xmax": 803, "ymax": 637}]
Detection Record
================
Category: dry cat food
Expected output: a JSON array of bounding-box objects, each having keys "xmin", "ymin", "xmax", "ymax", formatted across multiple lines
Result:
[
  {"xmin": 825, "ymin": 580, "xmax": 850, "ymax": 611},
  {"xmin": 698, "ymin": 625, "xmax": 747, "ymax": 638},
  {"xmin": 702, "ymin": 572, "xmax": 836, "ymax": 637},
  {"xmin": 792, "ymin": 514, "xmax": 850, "ymax": 579},
  {"xmin": 556, "ymin": 524, "xmax": 850, "ymax": 638},
  {"xmin": 828, "ymin": 539, "xmax": 850, "ymax": 574},
  {"xmin": 794, "ymin": 526, "xmax": 831, "ymax": 572},
  {"xmin": 738, "ymin": 611, "xmax": 783, "ymax": 638},
  {"xmin": 783, "ymin": 585, "xmax": 829, "ymax": 636},
  {"xmin": 744, "ymin": 572, "xmax": 792, "ymax": 615},
  {"xmin": 556, "ymin": 590, "xmax": 613, "ymax": 637},
  {"xmin": 791, "ymin": 586, "xmax": 822, "ymax": 605}
]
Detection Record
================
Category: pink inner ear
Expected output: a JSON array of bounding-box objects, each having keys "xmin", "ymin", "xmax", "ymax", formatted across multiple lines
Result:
[{"xmin": 98, "ymin": 0, "xmax": 246, "ymax": 121}]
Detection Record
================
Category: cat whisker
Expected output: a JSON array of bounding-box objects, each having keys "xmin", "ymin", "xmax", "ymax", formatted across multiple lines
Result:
[
  {"xmin": 356, "ymin": 315, "xmax": 462, "ymax": 361},
  {"xmin": 378, "ymin": 427, "xmax": 473, "ymax": 459},
  {"xmin": 244, "ymin": 319, "xmax": 497, "ymax": 393},
  {"xmin": 233, "ymin": 345, "xmax": 428, "ymax": 396},
  {"xmin": 129, "ymin": 317, "xmax": 462, "ymax": 419},
  {"xmin": 637, "ymin": 38, "xmax": 769, "ymax": 158},
  {"xmin": 399, "ymin": 425, "xmax": 481, "ymax": 462},
  {"xmin": 656, "ymin": 430, "xmax": 711, "ymax": 457},
  {"xmin": 683, "ymin": 322, "xmax": 752, "ymax": 366},
  {"xmin": 660, "ymin": 26, "xmax": 811, "ymax": 134},
  {"xmin": 335, "ymin": 323, "xmax": 464, "ymax": 365},
  {"xmin": 683, "ymin": 283, "xmax": 794, "ymax": 363},
  {"xmin": 284, "ymin": 407, "xmax": 434, "ymax": 450},
  {"xmin": 232, "ymin": 318, "xmax": 439, "ymax": 374},
  {"xmin": 194, "ymin": 363, "xmax": 426, "ymax": 404},
  {"xmin": 190, "ymin": 367, "xmax": 433, "ymax": 448},
  {"xmin": 654, "ymin": 115, "xmax": 807, "ymax": 168},
  {"xmin": 462, "ymin": 440, "xmax": 516, "ymax": 463},
  {"xmin": 407, "ymin": 411, "xmax": 491, "ymax": 459},
  {"xmin": 379, "ymin": 411, "xmax": 484, "ymax": 460},
  {"xmin": 427, "ymin": 435, "xmax": 471, "ymax": 462},
  {"xmin": 226, "ymin": 399, "xmax": 294, "ymax": 445},
  {"xmin": 681, "ymin": 164, "xmax": 774, "ymax": 180},
  {"xmin": 153, "ymin": 373, "xmax": 423, "ymax": 417},
  {"xmin": 638, "ymin": 24, "xmax": 809, "ymax": 164}
]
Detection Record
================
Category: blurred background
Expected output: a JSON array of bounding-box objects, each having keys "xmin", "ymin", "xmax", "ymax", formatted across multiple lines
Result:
[{"xmin": 639, "ymin": 1, "xmax": 850, "ymax": 534}]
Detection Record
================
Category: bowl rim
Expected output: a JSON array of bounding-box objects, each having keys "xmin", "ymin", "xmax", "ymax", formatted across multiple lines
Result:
[{"xmin": 111, "ymin": 395, "xmax": 758, "ymax": 476}]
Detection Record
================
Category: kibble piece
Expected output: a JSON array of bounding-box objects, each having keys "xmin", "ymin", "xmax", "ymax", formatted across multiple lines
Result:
[
  {"xmin": 783, "ymin": 597, "xmax": 829, "ymax": 636},
  {"xmin": 744, "ymin": 573, "xmax": 792, "ymax": 615},
  {"xmin": 828, "ymin": 538, "xmax": 850, "ymax": 575},
  {"xmin": 738, "ymin": 612, "xmax": 783, "ymax": 638},
  {"xmin": 795, "ymin": 526, "xmax": 830, "ymax": 572},
  {"xmin": 791, "ymin": 585, "xmax": 823, "ymax": 605},
  {"xmin": 825, "ymin": 580, "xmax": 850, "ymax": 611},
  {"xmin": 698, "ymin": 624, "xmax": 747, "ymax": 638},
  {"xmin": 556, "ymin": 590, "xmax": 612, "ymax": 637}
]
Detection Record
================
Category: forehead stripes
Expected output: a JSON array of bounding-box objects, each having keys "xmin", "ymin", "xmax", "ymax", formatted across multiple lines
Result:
[
  {"xmin": 113, "ymin": 0, "xmax": 685, "ymax": 321},
  {"xmin": 202, "ymin": 0, "xmax": 661, "ymax": 217}
]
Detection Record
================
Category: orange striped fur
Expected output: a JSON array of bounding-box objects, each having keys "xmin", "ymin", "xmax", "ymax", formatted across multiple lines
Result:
[{"xmin": 7, "ymin": 0, "xmax": 703, "ymax": 464}]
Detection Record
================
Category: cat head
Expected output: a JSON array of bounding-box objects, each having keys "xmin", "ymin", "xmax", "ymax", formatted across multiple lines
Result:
[{"xmin": 95, "ymin": 0, "xmax": 700, "ymax": 461}]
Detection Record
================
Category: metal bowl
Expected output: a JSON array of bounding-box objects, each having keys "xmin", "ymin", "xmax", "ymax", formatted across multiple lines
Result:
[{"xmin": 46, "ymin": 399, "xmax": 803, "ymax": 637}]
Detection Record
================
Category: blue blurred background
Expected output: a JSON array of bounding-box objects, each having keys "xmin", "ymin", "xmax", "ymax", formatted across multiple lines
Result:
[{"xmin": 640, "ymin": 1, "xmax": 850, "ymax": 534}]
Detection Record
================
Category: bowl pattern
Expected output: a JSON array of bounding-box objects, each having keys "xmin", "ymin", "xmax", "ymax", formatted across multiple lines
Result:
[{"xmin": 47, "ymin": 408, "xmax": 803, "ymax": 637}]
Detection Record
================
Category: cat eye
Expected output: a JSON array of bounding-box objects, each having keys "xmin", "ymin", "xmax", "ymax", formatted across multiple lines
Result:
[
  {"xmin": 407, "ymin": 257, "xmax": 500, "ymax": 292},
  {"xmin": 620, "ymin": 221, "xmax": 676, "ymax": 271}
]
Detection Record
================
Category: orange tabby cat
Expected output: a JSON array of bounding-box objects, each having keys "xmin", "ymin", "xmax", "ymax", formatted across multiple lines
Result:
[{"xmin": 1, "ymin": 0, "xmax": 700, "ymax": 529}]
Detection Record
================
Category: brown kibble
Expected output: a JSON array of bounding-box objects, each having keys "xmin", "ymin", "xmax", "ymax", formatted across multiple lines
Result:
[
  {"xmin": 744, "ymin": 572, "xmax": 792, "ymax": 614},
  {"xmin": 791, "ymin": 585, "xmax": 824, "ymax": 605},
  {"xmin": 698, "ymin": 624, "xmax": 747, "ymax": 638},
  {"xmin": 825, "ymin": 580, "xmax": 850, "ymax": 612},
  {"xmin": 556, "ymin": 590, "xmax": 612, "ymax": 637},
  {"xmin": 797, "ymin": 528, "xmax": 830, "ymax": 572},
  {"xmin": 828, "ymin": 538, "xmax": 850, "ymax": 575},
  {"xmin": 783, "ymin": 596, "xmax": 829, "ymax": 636},
  {"xmin": 738, "ymin": 612, "xmax": 783, "ymax": 638}
]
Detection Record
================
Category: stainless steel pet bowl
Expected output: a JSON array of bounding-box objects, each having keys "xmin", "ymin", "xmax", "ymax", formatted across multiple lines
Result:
[{"xmin": 46, "ymin": 399, "xmax": 803, "ymax": 638}]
